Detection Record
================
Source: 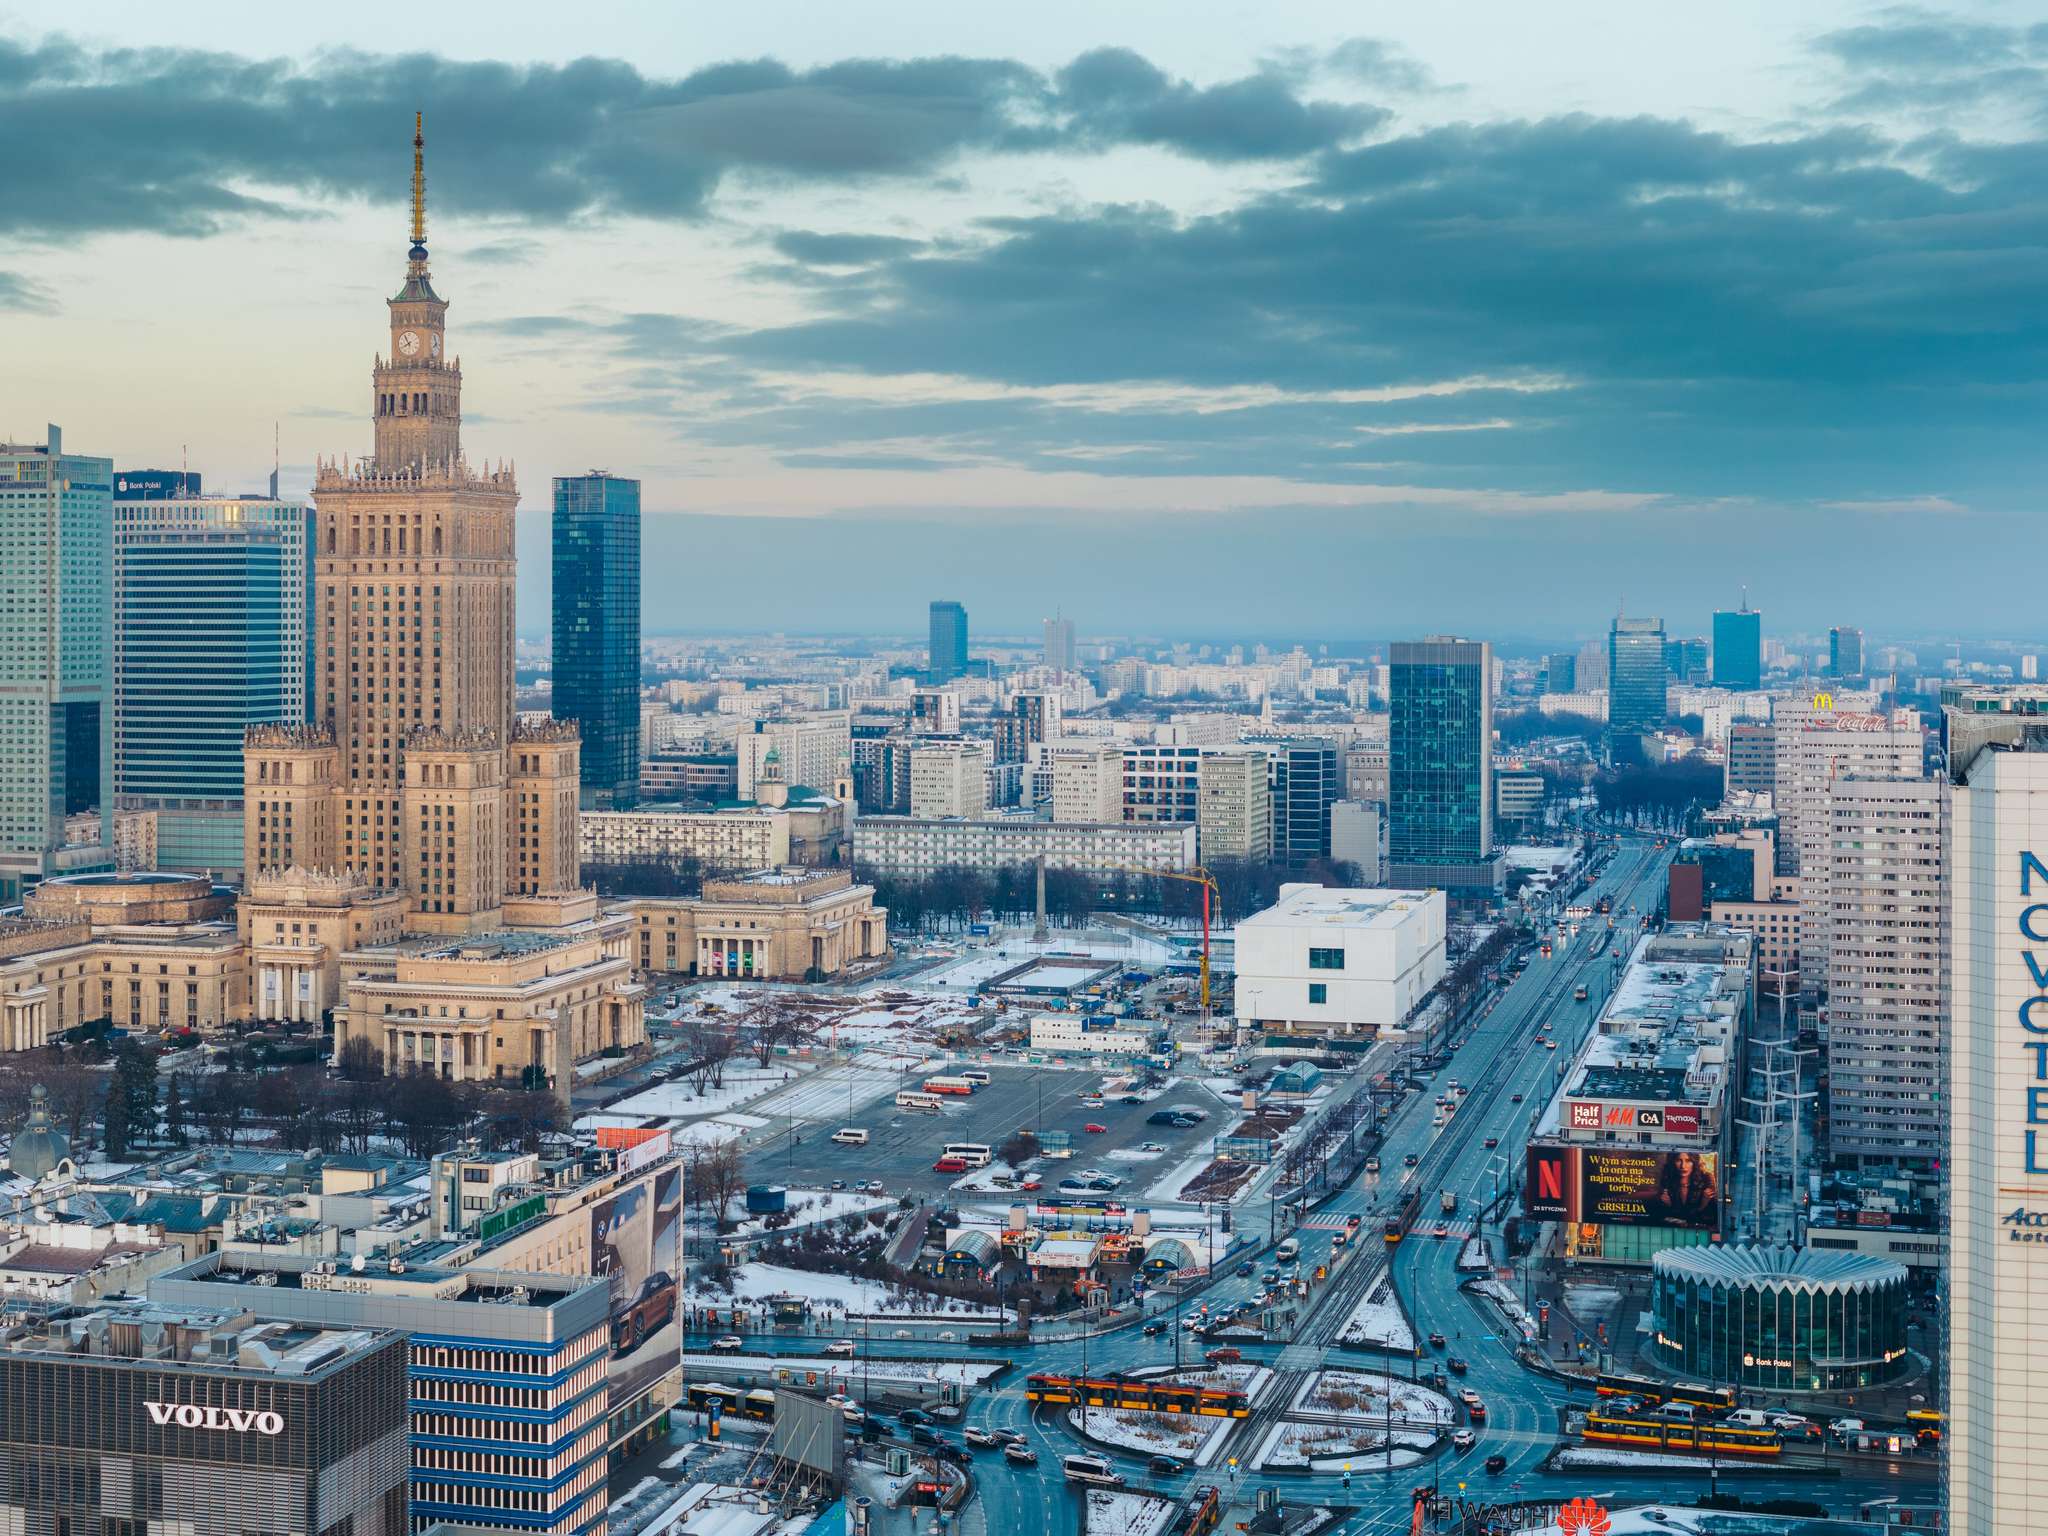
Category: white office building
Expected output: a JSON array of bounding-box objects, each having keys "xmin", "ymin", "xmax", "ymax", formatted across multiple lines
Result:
[
  {"xmin": 1947, "ymin": 714, "xmax": 2048, "ymax": 1532},
  {"xmin": 1029, "ymin": 1014, "xmax": 1152, "ymax": 1055},
  {"xmin": 1051, "ymin": 743, "xmax": 1124, "ymax": 824},
  {"xmin": 1823, "ymin": 776, "xmax": 1946, "ymax": 1167},
  {"xmin": 1233, "ymin": 884, "xmax": 1445, "ymax": 1038},
  {"xmin": 909, "ymin": 741, "xmax": 988, "ymax": 818}
]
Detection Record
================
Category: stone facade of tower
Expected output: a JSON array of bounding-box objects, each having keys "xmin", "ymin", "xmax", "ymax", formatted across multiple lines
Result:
[{"xmin": 243, "ymin": 122, "xmax": 578, "ymax": 939}]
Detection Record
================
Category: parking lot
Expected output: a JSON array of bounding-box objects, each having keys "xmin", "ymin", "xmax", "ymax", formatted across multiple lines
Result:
[{"xmin": 739, "ymin": 1061, "xmax": 1232, "ymax": 1207}]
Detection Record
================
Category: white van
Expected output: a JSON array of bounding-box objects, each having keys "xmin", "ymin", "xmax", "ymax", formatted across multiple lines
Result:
[
  {"xmin": 1724, "ymin": 1409, "xmax": 1769, "ymax": 1428},
  {"xmin": 1061, "ymin": 1455, "xmax": 1124, "ymax": 1487},
  {"xmin": 831, "ymin": 1128, "xmax": 870, "ymax": 1146}
]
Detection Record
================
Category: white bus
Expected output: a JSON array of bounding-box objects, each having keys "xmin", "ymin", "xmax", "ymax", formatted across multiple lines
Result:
[
  {"xmin": 896, "ymin": 1090, "xmax": 945, "ymax": 1111},
  {"xmin": 958, "ymin": 1070, "xmax": 993, "ymax": 1086},
  {"xmin": 942, "ymin": 1143, "xmax": 993, "ymax": 1168}
]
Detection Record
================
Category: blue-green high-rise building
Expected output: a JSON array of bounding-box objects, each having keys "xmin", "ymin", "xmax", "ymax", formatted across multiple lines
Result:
[
  {"xmin": 1711, "ymin": 601, "xmax": 1762, "ymax": 690},
  {"xmin": 552, "ymin": 471, "xmax": 641, "ymax": 809},
  {"xmin": 1609, "ymin": 614, "xmax": 1669, "ymax": 736},
  {"xmin": 929, "ymin": 599, "xmax": 968, "ymax": 683},
  {"xmin": 113, "ymin": 494, "xmax": 314, "ymax": 874},
  {"xmin": 1388, "ymin": 635, "xmax": 1502, "ymax": 895},
  {"xmin": 0, "ymin": 426, "xmax": 115, "ymax": 900}
]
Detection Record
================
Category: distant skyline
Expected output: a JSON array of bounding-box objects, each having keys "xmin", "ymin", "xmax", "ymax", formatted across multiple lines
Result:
[{"xmin": 6, "ymin": 2, "xmax": 2046, "ymax": 634}]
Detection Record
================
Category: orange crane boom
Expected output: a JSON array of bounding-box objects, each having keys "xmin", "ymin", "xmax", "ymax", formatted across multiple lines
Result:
[{"xmin": 1105, "ymin": 863, "xmax": 1220, "ymax": 1012}]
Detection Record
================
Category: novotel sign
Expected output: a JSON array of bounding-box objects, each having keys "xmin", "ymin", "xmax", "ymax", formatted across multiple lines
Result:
[
  {"xmin": 144, "ymin": 1401, "xmax": 285, "ymax": 1435},
  {"xmin": 2020, "ymin": 852, "xmax": 2048, "ymax": 1174}
]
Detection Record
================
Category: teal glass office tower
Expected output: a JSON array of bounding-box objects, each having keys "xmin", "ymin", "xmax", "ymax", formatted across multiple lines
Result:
[
  {"xmin": 113, "ymin": 495, "xmax": 314, "ymax": 873},
  {"xmin": 1609, "ymin": 614, "xmax": 1669, "ymax": 734},
  {"xmin": 0, "ymin": 425, "xmax": 115, "ymax": 899},
  {"xmin": 1712, "ymin": 604, "xmax": 1761, "ymax": 690},
  {"xmin": 553, "ymin": 472, "xmax": 641, "ymax": 809},
  {"xmin": 929, "ymin": 600, "xmax": 968, "ymax": 683},
  {"xmin": 1388, "ymin": 636, "xmax": 1502, "ymax": 894}
]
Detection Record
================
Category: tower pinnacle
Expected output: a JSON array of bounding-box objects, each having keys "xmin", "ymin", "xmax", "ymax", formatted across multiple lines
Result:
[{"xmin": 409, "ymin": 111, "xmax": 428, "ymax": 261}]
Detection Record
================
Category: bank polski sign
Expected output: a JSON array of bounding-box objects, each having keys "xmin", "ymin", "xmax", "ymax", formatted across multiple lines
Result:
[{"xmin": 144, "ymin": 1401, "xmax": 284, "ymax": 1435}]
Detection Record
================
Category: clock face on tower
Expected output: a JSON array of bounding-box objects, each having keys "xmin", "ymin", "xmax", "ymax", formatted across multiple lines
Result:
[{"xmin": 398, "ymin": 330, "xmax": 421, "ymax": 357}]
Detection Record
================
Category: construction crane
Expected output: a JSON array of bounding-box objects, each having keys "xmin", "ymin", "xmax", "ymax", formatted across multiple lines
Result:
[{"xmin": 1105, "ymin": 863, "xmax": 1222, "ymax": 1012}]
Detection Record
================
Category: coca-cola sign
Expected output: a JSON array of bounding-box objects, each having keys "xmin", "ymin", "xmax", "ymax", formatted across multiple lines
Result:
[{"xmin": 144, "ymin": 1401, "xmax": 285, "ymax": 1435}]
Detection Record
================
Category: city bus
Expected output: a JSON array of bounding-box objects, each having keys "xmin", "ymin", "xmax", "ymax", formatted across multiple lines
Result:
[
  {"xmin": 896, "ymin": 1090, "xmax": 946, "ymax": 1111},
  {"xmin": 942, "ymin": 1143, "xmax": 993, "ymax": 1168},
  {"xmin": 923, "ymin": 1076, "xmax": 978, "ymax": 1095},
  {"xmin": 958, "ymin": 1070, "xmax": 993, "ymax": 1086}
]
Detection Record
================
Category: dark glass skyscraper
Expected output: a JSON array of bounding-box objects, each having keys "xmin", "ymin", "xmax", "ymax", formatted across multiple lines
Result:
[
  {"xmin": 929, "ymin": 599, "xmax": 968, "ymax": 682},
  {"xmin": 1388, "ymin": 636, "xmax": 1501, "ymax": 893},
  {"xmin": 552, "ymin": 472, "xmax": 641, "ymax": 809},
  {"xmin": 1830, "ymin": 625, "xmax": 1864, "ymax": 678},
  {"xmin": 1711, "ymin": 603, "xmax": 1762, "ymax": 690},
  {"xmin": 1609, "ymin": 615, "xmax": 1669, "ymax": 734}
]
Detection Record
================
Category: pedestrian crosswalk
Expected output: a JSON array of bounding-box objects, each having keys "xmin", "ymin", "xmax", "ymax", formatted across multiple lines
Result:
[{"xmin": 1296, "ymin": 1214, "xmax": 1355, "ymax": 1231}]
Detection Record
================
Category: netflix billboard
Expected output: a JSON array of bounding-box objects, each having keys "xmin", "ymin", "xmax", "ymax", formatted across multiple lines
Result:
[{"xmin": 1524, "ymin": 1144, "xmax": 1721, "ymax": 1232}]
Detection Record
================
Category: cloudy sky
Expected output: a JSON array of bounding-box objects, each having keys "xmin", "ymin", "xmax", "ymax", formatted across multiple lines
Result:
[{"xmin": 3, "ymin": 2, "xmax": 2044, "ymax": 642}]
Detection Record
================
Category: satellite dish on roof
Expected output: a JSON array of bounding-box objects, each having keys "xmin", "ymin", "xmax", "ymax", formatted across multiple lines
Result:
[{"xmin": 351, "ymin": 1253, "xmax": 367, "ymax": 1273}]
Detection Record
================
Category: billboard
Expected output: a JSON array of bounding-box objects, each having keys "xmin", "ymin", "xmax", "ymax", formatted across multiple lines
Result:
[
  {"xmin": 1564, "ymin": 1101, "xmax": 1702, "ymax": 1136},
  {"xmin": 769, "ymin": 1388, "xmax": 848, "ymax": 1486},
  {"xmin": 1524, "ymin": 1145, "xmax": 1720, "ymax": 1231},
  {"xmin": 601, "ymin": 1163, "xmax": 685, "ymax": 1413}
]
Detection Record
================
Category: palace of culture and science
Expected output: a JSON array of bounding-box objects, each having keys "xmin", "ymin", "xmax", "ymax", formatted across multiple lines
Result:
[{"xmin": 0, "ymin": 120, "xmax": 645, "ymax": 1091}]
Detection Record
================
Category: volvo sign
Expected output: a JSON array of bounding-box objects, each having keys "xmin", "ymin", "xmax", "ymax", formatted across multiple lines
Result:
[{"xmin": 144, "ymin": 1401, "xmax": 285, "ymax": 1435}]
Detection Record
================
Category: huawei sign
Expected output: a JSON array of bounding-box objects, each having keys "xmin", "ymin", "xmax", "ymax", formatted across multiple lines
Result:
[
  {"xmin": 1557, "ymin": 1499, "xmax": 1611, "ymax": 1536},
  {"xmin": 144, "ymin": 1401, "xmax": 285, "ymax": 1435}
]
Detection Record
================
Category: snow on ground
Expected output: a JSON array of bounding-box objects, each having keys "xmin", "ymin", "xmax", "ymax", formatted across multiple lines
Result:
[
  {"xmin": 1254, "ymin": 1420, "xmax": 1432, "ymax": 1473},
  {"xmin": 1470, "ymin": 1278, "xmax": 1539, "ymax": 1343},
  {"xmin": 749, "ymin": 1061, "xmax": 911, "ymax": 1124},
  {"xmin": 666, "ymin": 1114, "xmax": 772, "ymax": 1150},
  {"xmin": 727, "ymin": 1188, "xmax": 893, "ymax": 1236},
  {"xmin": 675, "ymin": 1352, "xmax": 1002, "ymax": 1387},
  {"xmin": 1085, "ymin": 1492, "xmax": 1175, "ymax": 1536},
  {"xmin": 950, "ymin": 1160, "xmax": 1023, "ymax": 1193},
  {"xmin": 1291, "ymin": 1370, "xmax": 1454, "ymax": 1429},
  {"xmin": 1547, "ymin": 1447, "xmax": 1733, "ymax": 1471},
  {"xmin": 1069, "ymin": 1405, "xmax": 1219, "ymax": 1462},
  {"xmin": 1104, "ymin": 1147, "xmax": 1166, "ymax": 1163},
  {"xmin": 1336, "ymin": 1279, "xmax": 1415, "ymax": 1351},
  {"xmin": 609, "ymin": 1068, "xmax": 803, "ymax": 1120},
  {"xmin": 918, "ymin": 928, "xmax": 1176, "ymax": 992},
  {"xmin": 1456, "ymin": 1235, "xmax": 1492, "ymax": 1273},
  {"xmin": 686, "ymin": 1263, "xmax": 1013, "ymax": 1321}
]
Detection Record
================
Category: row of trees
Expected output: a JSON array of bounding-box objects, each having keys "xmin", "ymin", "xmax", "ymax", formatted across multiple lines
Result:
[{"xmin": 0, "ymin": 1035, "xmax": 563, "ymax": 1165}]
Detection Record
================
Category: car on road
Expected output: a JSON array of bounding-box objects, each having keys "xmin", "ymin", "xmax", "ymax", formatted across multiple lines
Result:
[
  {"xmin": 1404, "ymin": 1153, "xmax": 1420, "ymax": 1167},
  {"xmin": 1483, "ymin": 1137, "xmax": 1499, "ymax": 1149},
  {"xmin": 1140, "ymin": 1141, "xmax": 1167, "ymax": 1152},
  {"xmin": 1236, "ymin": 1261, "xmax": 1256, "ymax": 1276},
  {"xmin": 1427, "ymin": 1332, "xmax": 1447, "ymax": 1348},
  {"xmin": 1447, "ymin": 1357, "xmax": 1468, "ymax": 1374},
  {"xmin": 1122, "ymin": 1095, "xmax": 1146, "ymax": 1106},
  {"xmin": 864, "ymin": 1180, "xmax": 887, "ymax": 1193},
  {"xmin": 1004, "ymin": 1443, "xmax": 1039, "ymax": 1467},
  {"xmin": 711, "ymin": 1335, "xmax": 744, "ymax": 1353},
  {"xmin": 1452, "ymin": 1429, "xmax": 1476, "ymax": 1451},
  {"xmin": 1433, "ymin": 1224, "xmax": 1450, "ymax": 1239},
  {"xmin": 1464, "ymin": 1397, "xmax": 1487, "ymax": 1421},
  {"xmin": 964, "ymin": 1427, "xmax": 1004, "ymax": 1448},
  {"xmin": 830, "ymin": 1179, "xmax": 847, "ymax": 1190},
  {"xmin": 934, "ymin": 1442, "xmax": 971, "ymax": 1466},
  {"xmin": 1059, "ymin": 1178, "xmax": 1092, "ymax": 1191},
  {"xmin": 1084, "ymin": 1123, "xmax": 1108, "ymax": 1134},
  {"xmin": 1204, "ymin": 1346, "xmax": 1243, "ymax": 1364},
  {"xmin": 898, "ymin": 1408, "xmax": 931, "ymax": 1426},
  {"xmin": 1143, "ymin": 1321, "xmax": 1167, "ymax": 1336},
  {"xmin": 908, "ymin": 1425, "xmax": 939, "ymax": 1446},
  {"xmin": 825, "ymin": 1339, "xmax": 856, "ymax": 1357},
  {"xmin": 934, "ymin": 1156, "xmax": 968, "ymax": 1173},
  {"xmin": 937, "ymin": 1330, "xmax": 959, "ymax": 1343},
  {"xmin": 1542, "ymin": 1039, "xmax": 1558, "ymax": 1050},
  {"xmin": 1262, "ymin": 1269, "xmax": 1280, "ymax": 1284},
  {"xmin": 1484, "ymin": 1453, "xmax": 1507, "ymax": 1474},
  {"xmin": 1020, "ymin": 1179, "xmax": 1042, "ymax": 1191},
  {"xmin": 1364, "ymin": 1156, "xmax": 1381, "ymax": 1173},
  {"xmin": 1088, "ymin": 1177, "xmax": 1119, "ymax": 1191},
  {"xmin": 1424, "ymin": 1371, "xmax": 1450, "ymax": 1392},
  {"xmin": 1509, "ymin": 1094, "xmax": 1523, "ymax": 1104},
  {"xmin": 1148, "ymin": 1455, "xmax": 1185, "ymax": 1476}
]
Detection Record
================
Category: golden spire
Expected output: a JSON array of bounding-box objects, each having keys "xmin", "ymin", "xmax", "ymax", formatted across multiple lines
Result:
[{"xmin": 409, "ymin": 111, "xmax": 427, "ymax": 257}]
